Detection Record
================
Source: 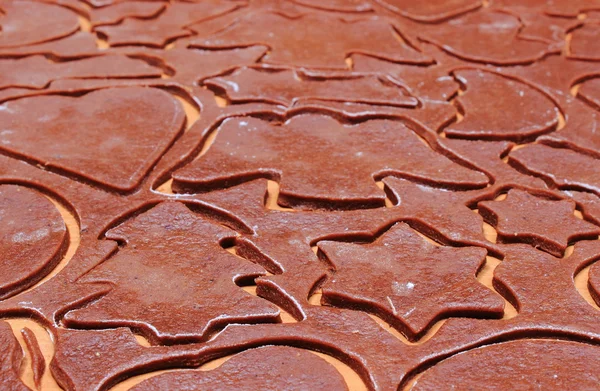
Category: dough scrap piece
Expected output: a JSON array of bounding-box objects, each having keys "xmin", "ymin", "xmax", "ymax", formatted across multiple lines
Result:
[
  {"xmin": 21, "ymin": 328, "xmax": 45, "ymax": 389},
  {"xmin": 192, "ymin": 11, "xmax": 432, "ymax": 69},
  {"xmin": 478, "ymin": 189, "xmax": 600, "ymax": 256},
  {"xmin": 412, "ymin": 339, "xmax": 600, "ymax": 390},
  {"xmin": 172, "ymin": 114, "xmax": 488, "ymax": 209},
  {"xmin": 0, "ymin": 87, "xmax": 185, "ymax": 192},
  {"xmin": 63, "ymin": 202, "xmax": 280, "ymax": 344},
  {"xmin": 0, "ymin": 321, "xmax": 30, "ymax": 391},
  {"xmin": 130, "ymin": 346, "xmax": 349, "ymax": 391},
  {"xmin": 318, "ymin": 223, "xmax": 504, "ymax": 340},
  {"xmin": 0, "ymin": 185, "xmax": 68, "ymax": 300}
]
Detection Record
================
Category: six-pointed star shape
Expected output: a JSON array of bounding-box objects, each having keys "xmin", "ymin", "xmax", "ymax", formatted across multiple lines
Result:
[
  {"xmin": 478, "ymin": 189, "xmax": 600, "ymax": 256},
  {"xmin": 318, "ymin": 223, "xmax": 505, "ymax": 341}
]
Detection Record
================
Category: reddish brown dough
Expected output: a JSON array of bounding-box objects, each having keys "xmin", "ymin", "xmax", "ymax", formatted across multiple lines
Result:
[
  {"xmin": 578, "ymin": 77, "xmax": 600, "ymax": 111},
  {"xmin": 351, "ymin": 55, "xmax": 459, "ymax": 102},
  {"xmin": 446, "ymin": 69, "xmax": 558, "ymax": 142},
  {"xmin": 95, "ymin": 1, "xmax": 246, "ymax": 48},
  {"xmin": 568, "ymin": 190, "xmax": 600, "ymax": 225},
  {"xmin": 318, "ymin": 223, "xmax": 504, "ymax": 340},
  {"xmin": 437, "ymin": 138, "xmax": 550, "ymax": 202},
  {"xmin": 411, "ymin": 339, "xmax": 600, "ymax": 390},
  {"xmin": 184, "ymin": 178, "xmax": 504, "ymax": 318},
  {"xmin": 0, "ymin": 0, "xmax": 79, "ymax": 48},
  {"xmin": 50, "ymin": 306, "xmax": 412, "ymax": 391},
  {"xmin": 289, "ymin": 0, "xmax": 372, "ymax": 13},
  {"xmin": 130, "ymin": 346, "xmax": 349, "ymax": 391},
  {"xmin": 184, "ymin": 179, "xmax": 401, "ymax": 318},
  {"xmin": 509, "ymin": 144, "xmax": 600, "ymax": 196},
  {"xmin": 0, "ymin": 87, "xmax": 185, "ymax": 192},
  {"xmin": 0, "ymin": 185, "xmax": 68, "ymax": 300},
  {"xmin": 191, "ymin": 11, "xmax": 432, "ymax": 69},
  {"xmin": 417, "ymin": 9, "xmax": 560, "ymax": 66},
  {"xmin": 374, "ymin": 0, "xmax": 482, "ymax": 23},
  {"xmin": 381, "ymin": 177, "xmax": 498, "ymax": 253},
  {"xmin": 62, "ymin": 202, "xmax": 280, "ymax": 344},
  {"xmin": 289, "ymin": 99, "xmax": 457, "ymax": 134},
  {"xmin": 172, "ymin": 114, "xmax": 488, "ymax": 209},
  {"xmin": 89, "ymin": 2, "xmax": 166, "ymax": 28},
  {"xmin": 0, "ymin": 32, "xmax": 99, "ymax": 59},
  {"xmin": 405, "ymin": 240, "xmax": 600, "ymax": 383},
  {"xmin": 204, "ymin": 67, "xmax": 418, "ymax": 107},
  {"xmin": 589, "ymin": 260, "xmax": 600, "ymax": 308},
  {"xmin": 0, "ymin": 55, "xmax": 162, "ymax": 90},
  {"xmin": 478, "ymin": 189, "xmax": 600, "ymax": 257},
  {"xmin": 124, "ymin": 46, "xmax": 267, "ymax": 85},
  {"xmin": 569, "ymin": 23, "xmax": 600, "ymax": 61},
  {"xmin": 0, "ymin": 321, "xmax": 30, "ymax": 391},
  {"xmin": 21, "ymin": 328, "xmax": 45, "ymax": 389}
]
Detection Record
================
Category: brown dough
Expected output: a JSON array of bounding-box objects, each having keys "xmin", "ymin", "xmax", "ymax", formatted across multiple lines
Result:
[
  {"xmin": 318, "ymin": 223, "xmax": 504, "ymax": 340},
  {"xmin": 0, "ymin": 55, "xmax": 162, "ymax": 90},
  {"xmin": 0, "ymin": 32, "xmax": 99, "ymax": 59},
  {"xmin": 172, "ymin": 114, "xmax": 488, "ymax": 208},
  {"xmin": 0, "ymin": 321, "xmax": 30, "ymax": 391},
  {"xmin": 125, "ymin": 46, "xmax": 267, "ymax": 85},
  {"xmin": 374, "ymin": 0, "xmax": 482, "ymax": 23},
  {"xmin": 130, "ymin": 346, "xmax": 349, "ymax": 391},
  {"xmin": 0, "ymin": 0, "xmax": 79, "ymax": 48},
  {"xmin": 412, "ymin": 339, "xmax": 600, "ymax": 390},
  {"xmin": 289, "ymin": 0, "xmax": 372, "ymax": 13},
  {"xmin": 21, "ymin": 328, "xmax": 45, "ymax": 389},
  {"xmin": 437, "ymin": 138, "xmax": 550, "ymax": 202},
  {"xmin": 382, "ymin": 177, "xmax": 498, "ymax": 253},
  {"xmin": 95, "ymin": 1, "xmax": 246, "ymax": 48},
  {"xmin": 0, "ymin": 87, "xmax": 185, "ymax": 192},
  {"xmin": 204, "ymin": 66, "xmax": 418, "ymax": 107},
  {"xmin": 569, "ymin": 23, "xmax": 600, "ymax": 61},
  {"xmin": 577, "ymin": 77, "xmax": 600, "ymax": 111},
  {"xmin": 192, "ymin": 11, "xmax": 432, "ymax": 69},
  {"xmin": 89, "ymin": 2, "xmax": 166, "ymax": 28},
  {"xmin": 568, "ymin": 190, "xmax": 600, "ymax": 226},
  {"xmin": 478, "ymin": 189, "xmax": 600, "ymax": 256},
  {"xmin": 0, "ymin": 185, "xmax": 68, "ymax": 300},
  {"xmin": 446, "ymin": 69, "xmax": 559, "ymax": 142},
  {"xmin": 509, "ymin": 144, "xmax": 600, "ymax": 196},
  {"xmin": 63, "ymin": 202, "xmax": 280, "ymax": 344},
  {"xmin": 418, "ymin": 9, "xmax": 560, "ymax": 65}
]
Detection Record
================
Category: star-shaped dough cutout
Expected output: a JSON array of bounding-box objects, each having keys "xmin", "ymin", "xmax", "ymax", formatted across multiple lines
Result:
[
  {"xmin": 318, "ymin": 223, "xmax": 504, "ymax": 341},
  {"xmin": 478, "ymin": 189, "xmax": 600, "ymax": 257}
]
